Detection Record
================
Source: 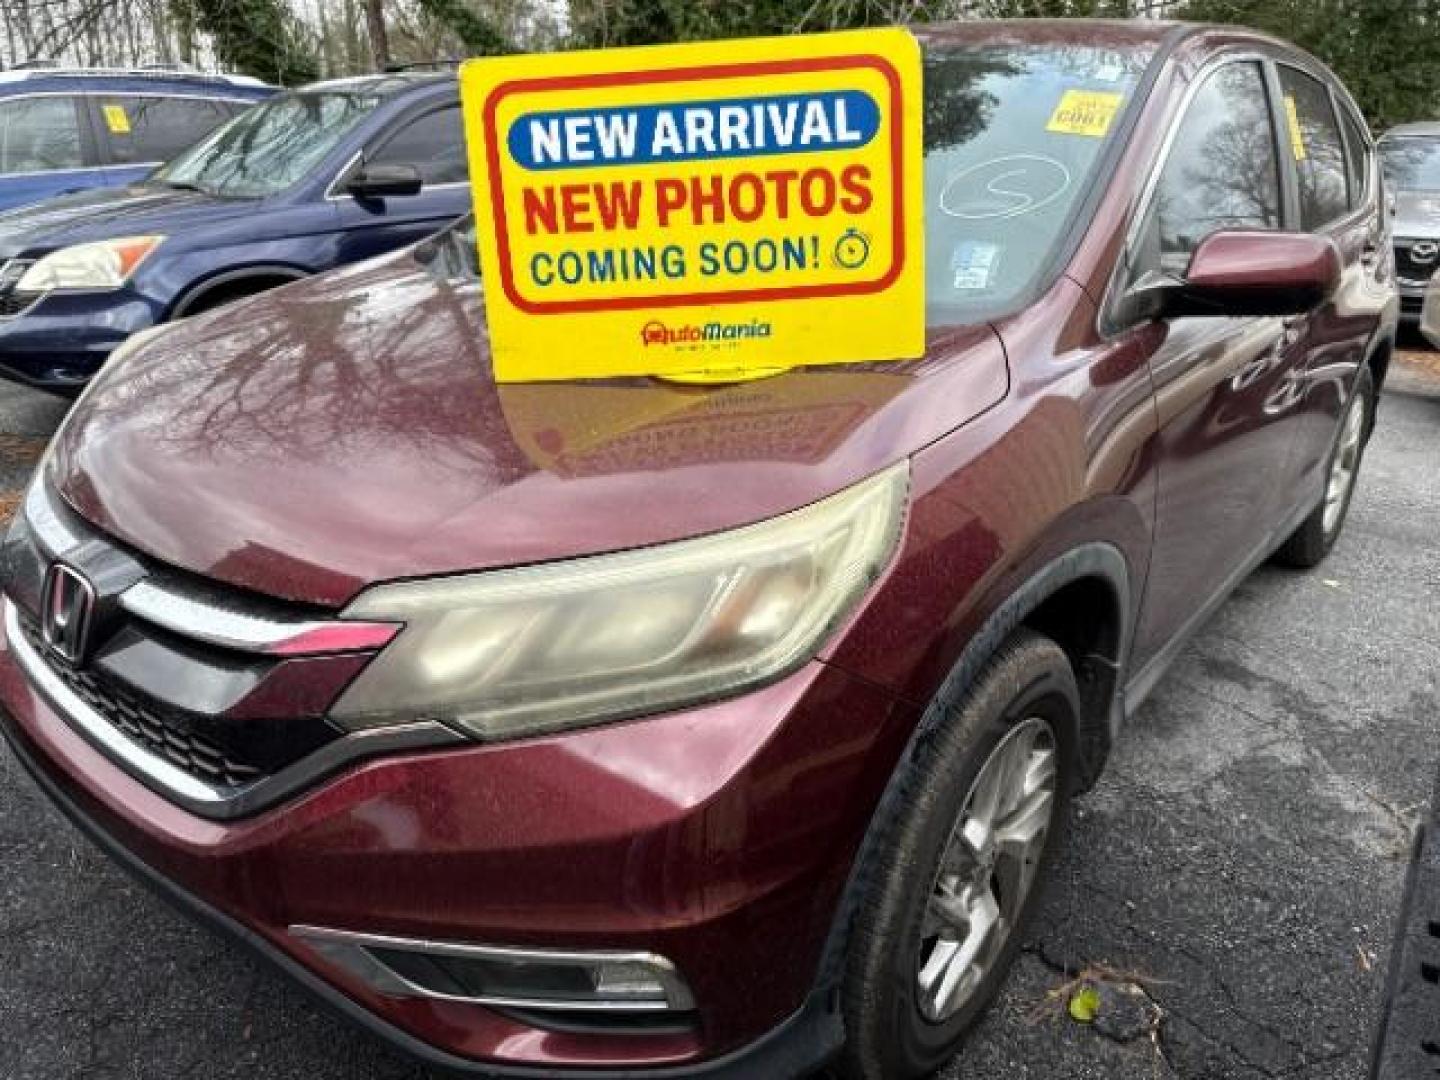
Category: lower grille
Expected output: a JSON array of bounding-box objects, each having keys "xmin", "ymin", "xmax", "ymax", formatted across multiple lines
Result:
[{"xmin": 19, "ymin": 614, "xmax": 264, "ymax": 789}]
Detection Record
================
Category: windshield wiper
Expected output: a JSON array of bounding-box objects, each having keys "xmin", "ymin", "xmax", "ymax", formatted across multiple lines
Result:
[{"xmin": 156, "ymin": 179, "xmax": 209, "ymax": 194}]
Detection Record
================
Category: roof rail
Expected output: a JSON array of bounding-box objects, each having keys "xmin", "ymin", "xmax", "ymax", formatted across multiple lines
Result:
[
  {"xmin": 382, "ymin": 59, "xmax": 463, "ymax": 73},
  {"xmin": 0, "ymin": 65, "xmax": 269, "ymax": 88}
]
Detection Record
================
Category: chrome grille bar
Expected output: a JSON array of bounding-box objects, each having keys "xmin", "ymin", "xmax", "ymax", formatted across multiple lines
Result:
[{"xmin": 120, "ymin": 579, "xmax": 398, "ymax": 656}]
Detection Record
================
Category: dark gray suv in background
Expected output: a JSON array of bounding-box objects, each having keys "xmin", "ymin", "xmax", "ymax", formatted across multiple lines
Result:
[{"xmin": 1380, "ymin": 122, "xmax": 1440, "ymax": 325}]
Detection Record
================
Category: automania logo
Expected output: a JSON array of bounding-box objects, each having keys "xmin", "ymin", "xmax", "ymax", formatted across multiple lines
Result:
[{"xmin": 640, "ymin": 318, "xmax": 773, "ymax": 347}]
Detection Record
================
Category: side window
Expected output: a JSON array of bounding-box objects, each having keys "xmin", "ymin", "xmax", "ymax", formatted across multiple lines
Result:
[
  {"xmin": 1131, "ymin": 62, "xmax": 1282, "ymax": 283},
  {"xmin": 1339, "ymin": 106, "xmax": 1370, "ymax": 209},
  {"xmin": 100, "ymin": 97, "xmax": 234, "ymax": 165},
  {"xmin": 1277, "ymin": 67, "xmax": 1349, "ymax": 228},
  {"xmin": 367, "ymin": 106, "xmax": 466, "ymax": 187},
  {"xmin": 0, "ymin": 97, "xmax": 85, "ymax": 174}
]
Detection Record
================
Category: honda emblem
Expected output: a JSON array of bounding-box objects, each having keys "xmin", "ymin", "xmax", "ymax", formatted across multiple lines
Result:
[{"xmin": 41, "ymin": 563, "xmax": 95, "ymax": 665}]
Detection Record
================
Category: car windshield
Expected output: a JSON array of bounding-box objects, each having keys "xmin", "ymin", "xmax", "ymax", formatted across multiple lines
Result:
[
  {"xmin": 1380, "ymin": 137, "xmax": 1440, "ymax": 192},
  {"xmin": 150, "ymin": 91, "xmax": 380, "ymax": 197},
  {"xmin": 919, "ymin": 38, "xmax": 1150, "ymax": 321}
]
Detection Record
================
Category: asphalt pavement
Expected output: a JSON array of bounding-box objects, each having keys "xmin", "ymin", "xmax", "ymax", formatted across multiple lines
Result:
[{"xmin": 2, "ymin": 350, "xmax": 1438, "ymax": 1079}]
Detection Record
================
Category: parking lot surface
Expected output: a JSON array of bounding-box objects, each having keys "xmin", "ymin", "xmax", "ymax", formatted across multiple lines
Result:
[{"xmin": 2, "ymin": 353, "xmax": 1438, "ymax": 1079}]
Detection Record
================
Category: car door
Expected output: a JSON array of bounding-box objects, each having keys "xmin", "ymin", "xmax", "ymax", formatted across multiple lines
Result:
[
  {"xmin": 332, "ymin": 102, "xmax": 470, "ymax": 262},
  {"xmin": 1117, "ymin": 57, "xmax": 1312, "ymax": 667},
  {"xmin": 0, "ymin": 95, "xmax": 100, "ymax": 211},
  {"xmin": 1270, "ymin": 65, "xmax": 1386, "ymax": 512},
  {"xmin": 88, "ymin": 94, "xmax": 237, "ymax": 189}
]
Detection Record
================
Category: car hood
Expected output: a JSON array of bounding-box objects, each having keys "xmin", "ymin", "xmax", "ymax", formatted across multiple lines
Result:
[
  {"xmin": 50, "ymin": 249, "xmax": 1010, "ymax": 608},
  {"xmin": 1393, "ymin": 189, "xmax": 1440, "ymax": 238},
  {"xmin": 0, "ymin": 184, "xmax": 257, "ymax": 257}
]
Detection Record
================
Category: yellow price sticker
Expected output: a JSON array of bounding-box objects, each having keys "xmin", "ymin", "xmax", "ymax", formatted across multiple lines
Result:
[
  {"xmin": 102, "ymin": 104, "xmax": 131, "ymax": 134},
  {"xmin": 1046, "ymin": 90, "xmax": 1124, "ymax": 138},
  {"xmin": 1283, "ymin": 95, "xmax": 1306, "ymax": 161}
]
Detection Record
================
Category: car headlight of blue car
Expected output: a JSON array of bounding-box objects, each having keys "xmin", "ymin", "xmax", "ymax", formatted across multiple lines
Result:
[{"xmin": 16, "ymin": 236, "xmax": 165, "ymax": 292}]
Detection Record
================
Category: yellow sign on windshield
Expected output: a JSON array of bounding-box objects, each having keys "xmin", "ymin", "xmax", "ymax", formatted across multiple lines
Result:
[
  {"xmin": 1046, "ymin": 90, "xmax": 1123, "ymax": 138},
  {"xmin": 460, "ymin": 30, "xmax": 925, "ymax": 383}
]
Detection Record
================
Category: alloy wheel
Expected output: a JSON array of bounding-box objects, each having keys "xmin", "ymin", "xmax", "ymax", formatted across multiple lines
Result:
[
  {"xmin": 915, "ymin": 716, "xmax": 1058, "ymax": 1023},
  {"xmin": 1323, "ymin": 390, "xmax": 1366, "ymax": 536}
]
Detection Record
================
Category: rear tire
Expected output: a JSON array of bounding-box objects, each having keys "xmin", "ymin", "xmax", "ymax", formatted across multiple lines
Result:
[
  {"xmin": 1273, "ymin": 364, "xmax": 1373, "ymax": 569},
  {"xmin": 836, "ymin": 630, "xmax": 1081, "ymax": 1080}
]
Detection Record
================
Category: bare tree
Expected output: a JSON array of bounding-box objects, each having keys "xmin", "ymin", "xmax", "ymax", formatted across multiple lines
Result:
[{"xmin": 362, "ymin": 0, "xmax": 388, "ymax": 69}]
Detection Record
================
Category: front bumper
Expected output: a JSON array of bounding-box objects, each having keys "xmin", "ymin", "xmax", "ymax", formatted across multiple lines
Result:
[
  {"xmin": 0, "ymin": 287, "xmax": 159, "ymax": 390},
  {"xmin": 0, "ymin": 611, "xmax": 915, "ymax": 1075}
]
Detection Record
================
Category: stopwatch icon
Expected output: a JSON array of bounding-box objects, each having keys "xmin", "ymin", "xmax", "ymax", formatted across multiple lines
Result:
[{"xmin": 833, "ymin": 228, "xmax": 871, "ymax": 270}]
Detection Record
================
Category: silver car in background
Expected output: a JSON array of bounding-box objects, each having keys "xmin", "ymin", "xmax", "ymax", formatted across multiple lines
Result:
[{"xmin": 1380, "ymin": 122, "xmax": 1440, "ymax": 326}]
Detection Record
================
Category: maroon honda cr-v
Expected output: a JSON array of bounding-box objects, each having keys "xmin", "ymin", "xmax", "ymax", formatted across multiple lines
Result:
[{"xmin": 0, "ymin": 19, "xmax": 1395, "ymax": 1080}]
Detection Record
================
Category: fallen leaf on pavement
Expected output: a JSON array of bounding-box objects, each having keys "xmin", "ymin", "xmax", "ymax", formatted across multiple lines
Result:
[{"xmin": 1069, "ymin": 985, "xmax": 1100, "ymax": 1023}]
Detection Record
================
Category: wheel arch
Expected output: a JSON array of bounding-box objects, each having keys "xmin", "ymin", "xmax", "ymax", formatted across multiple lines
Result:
[
  {"xmin": 920, "ymin": 542, "xmax": 1131, "ymax": 792},
  {"xmin": 1018, "ymin": 563, "xmax": 1129, "ymax": 789},
  {"xmin": 168, "ymin": 263, "xmax": 311, "ymax": 320}
]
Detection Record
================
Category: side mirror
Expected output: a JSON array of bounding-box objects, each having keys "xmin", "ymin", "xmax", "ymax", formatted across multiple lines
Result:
[
  {"xmin": 346, "ymin": 163, "xmax": 423, "ymax": 199},
  {"xmin": 1154, "ymin": 230, "xmax": 1343, "ymax": 320}
]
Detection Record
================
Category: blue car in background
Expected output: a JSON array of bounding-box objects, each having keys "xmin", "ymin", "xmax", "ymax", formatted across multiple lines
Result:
[
  {"xmin": 0, "ymin": 64, "xmax": 272, "ymax": 211},
  {"xmin": 0, "ymin": 72, "xmax": 469, "ymax": 391}
]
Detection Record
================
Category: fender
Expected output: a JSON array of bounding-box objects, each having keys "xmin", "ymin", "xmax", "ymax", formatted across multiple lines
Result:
[
  {"xmin": 812, "ymin": 542, "xmax": 1132, "ymax": 999},
  {"xmin": 169, "ymin": 264, "xmax": 310, "ymax": 319}
]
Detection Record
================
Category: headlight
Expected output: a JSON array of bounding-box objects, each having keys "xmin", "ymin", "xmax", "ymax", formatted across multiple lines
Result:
[
  {"xmin": 331, "ymin": 462, "xmax": 909, "ymax": 740},
  {"xmin": 17, "ymin": 235, "xmax": 164, "ymax": 292}
]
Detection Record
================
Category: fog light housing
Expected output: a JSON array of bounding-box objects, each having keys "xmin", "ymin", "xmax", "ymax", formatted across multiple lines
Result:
[{"xmin": 291, "ymin": 925, "xmax": 694, "ymax": 1013}]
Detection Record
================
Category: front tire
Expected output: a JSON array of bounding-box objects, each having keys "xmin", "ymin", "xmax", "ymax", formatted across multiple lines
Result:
[
  {"xmin": 1273, "ymin": 364, "xmax": 1373, "ymax": 569},
  {"xmin": 836, "ymin": 630, "xmax": 1081, "ymax": 1080}
]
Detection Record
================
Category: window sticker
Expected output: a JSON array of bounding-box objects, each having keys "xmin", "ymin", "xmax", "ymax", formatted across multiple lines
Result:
[
  {"xmin": 1283, "ymin": 95, "xmax": 1306, "ymax": 161},
  {"xmin": 950, "ymin": 241, "xmax": 1002, "ymax": 291},
  {"xmin": 102, "ymin": 104, "xmax": 131, "ymax": 134},
  {"xmin": 1045, "ymin": 90, "xmax": 1124, "ymax": 138}
]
